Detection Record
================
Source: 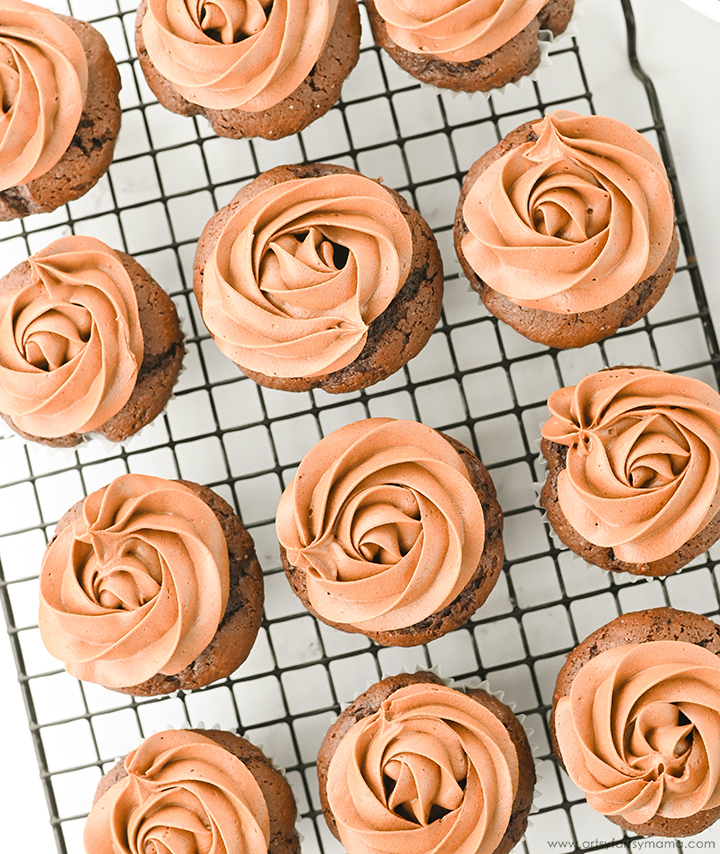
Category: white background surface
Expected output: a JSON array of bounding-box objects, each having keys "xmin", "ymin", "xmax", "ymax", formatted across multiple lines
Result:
[{"xmin": 1, "ymin": 0, "xmax": 720, "ymax": 850}]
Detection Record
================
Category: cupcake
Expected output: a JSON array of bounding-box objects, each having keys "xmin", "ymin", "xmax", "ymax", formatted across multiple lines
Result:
[
  {"xmin": 135, "ymin": 0, "xmax": 360, "ymax": 140},
  {"xmin": 275, "ymin": 418, "xmax": 503, "ymax": 646},
  {"xmin": 38, "ymin": 474, "xmax": 264, "ymax": 696},
  {"xmin": 0, "ymin": 235, "xmax": 184, "ymax": 448},
  {"xmin": 455, "ymin": 110, "xmax": 680, "ymax": 348},
  {"xmin": 540, "ymin": 367, "xmax": 720, "ymax": 577},
  {"xmin": 551, "ymin": 607, "xmax": 720, "ymax": 837},
  {"xmin": 366, "ymin": 0, "xmax": 574, "ymax": 92},
  {"xmin": 317, "ymin": 671, "xmax": 535, "ymax": 854},
  {"xmin": 194, "ymin": 163, "xmax": 444, "ymax": 394},
  {"xmin": 0, "ymin": 1, "xmax": 121, "ymax": 220},
  {"xmin": 84, "ymin": 728, "xmax": 299, "ymax": 854}
]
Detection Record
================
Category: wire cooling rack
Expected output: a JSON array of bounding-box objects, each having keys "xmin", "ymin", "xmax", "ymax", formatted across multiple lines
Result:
[{"xmin": 2, "ymin": 1, "xmax": 720, "ymax": 852}]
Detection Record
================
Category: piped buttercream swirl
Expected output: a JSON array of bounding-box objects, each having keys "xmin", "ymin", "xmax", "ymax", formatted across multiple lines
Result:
[
  {"xmin": 275, "ymin": 418, "xmax": 485, "ymax": 631},
  {"xmin": 555, "ymin": 641, "xmax": 720, "ymax": 824},
  {"xmin": 541, "ymin": 368, "xmax": 720, "ymax": 564},
  {"xmin": 83, "ymin": 729, "xmax": 270, "ymax": 854},
  {"xmin": 39, "ymin": 474, "xmax": 230, "ymax": 689},
  {"xmin": 0, "ymin": 0, "xmax": 88, "ymax": 191},
  {"xmin": 374, "ymin": 0, "xmax": 547, "ymax": 61},
  {"xmin": 0, "ymin": 235, "xmax": 143, "ymax": 439},
  {"xmin": 201, "ymin": 173, "xmax": 413, "ymax": 379},
  {"xmin": 326, "ymin": 682, "xmax": 519, "ymax": 854},
  {"xmin": 142, "ymin": 0, "xmax": 339, "ymax": 111},
  {"xmin": 461, "ymin": 110, "xmax": 675, "ymax": 314}
]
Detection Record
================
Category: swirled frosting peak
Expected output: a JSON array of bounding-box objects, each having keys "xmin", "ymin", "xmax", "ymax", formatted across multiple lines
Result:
[
  {"xmin": 276, "ymin": 418, "xmax": 485, "ymax": 631},
  {"xmin": 374, "ymin": 0, "xmax": 547, "ymax": 61},
  {"xmin": 555, "ymin": 641, "xmax": 720, "ymax": 824},
  {"xmin": 326, "ymin": 682, "xmax": 519, "ymax": 854},
  {"xmin": 0, "ymin": 0, "xmax": 88, "ymax": 191},
  {"xmin": 461, "ymin": 111, "xmax": 675, "ymax": 314},
  {"xmin": 39, "ymin": 475, "xmax": 230, "ymax": 688},
  {"xmin": 0, "ymin": 235, "xmax": 143, "ymax": 439},
  {"xmin": 201, "ymin": 174, "xmax": 413, "ymax": 378},
  {"xmin": 142, "ymin": 0, "xmax": 339, "ymax": 111},
  {"xmin": 83, "ymin": 729, "xmax": 271, "ymax": 854},
  {"xmin": 542, "ymin": 368, "xmax": 720, "ymax": 563}
]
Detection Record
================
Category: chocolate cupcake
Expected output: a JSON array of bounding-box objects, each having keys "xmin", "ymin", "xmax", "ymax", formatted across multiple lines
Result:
[
  {"xmin": 194, "ymin": 163, "xmax": 444, "ymax": 394},
  {"xmin": 135, "ymin": 0, "xmax": 360, "ymax": 140},
  {"xmin": 84, "ymin": 728, "xmax": 299, "ymax": 854},
  {"xmin": 551, "ymin": 608, "xmax": 720, "ymax": 837},
  {"xmin": 0, "ymin": 1, "xmax": 121, "ymax": 221},
  {"xmin": 366, "ymin": 0, "xmax": 574, "ymax": 92},
  {"xmin": 0, "ymin": 235, "xmax": 184, "ymax": 447},
  {"xmin": 455, "ymin": 111, "xmax": 679, "ymax": 348},
  {"xmin": 318, "ymin": 672, "xmax": 535, "ymax": 854},
  {"xmin": 539, "ymin": 367, "xmax": 720, "ymax": 577},
  {"xmin": 275, "ymin": 418, "xmax": 504, "ymax": 646},
  {"xmin": 38, "ymin": 474, "xmax": 264, "ymax": 696}
]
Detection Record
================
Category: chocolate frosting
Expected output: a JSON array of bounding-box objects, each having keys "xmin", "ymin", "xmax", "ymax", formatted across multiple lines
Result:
[
  {"xmin": 0, "ymin": 235, "xmax": 144, "ymax": 439},
  {"xmin": 461, "ymin": 111, "xmax": 675, "ymax": 314},
  {"xmin": 39, "ymin": 475, "xmax": 230, "ymax": 688},
  {"xmin": 326, "ymin": 682, "xmax": 519, "ymax": 854},
  {"xmin": 142, "ymin": 0, "xmax": 339, "ymax": 111},
  {"xmin": 275, "ymin": 418, "xmax": 485, "ymax": 631},
  {"xmin": 0, "ymin": 0, "xmax": 88, "ymax": 190},
  {"xmin": 201, "ymin": 174, "xmax": 413, "ymax": 378},
  {"xmin": 555, "ymin": 641, "xmax": 720, "ymax": 824},
  {"xmin": 374, "ymin": 0, "xmax": 547, "ymax": 61},
  {"xmin": 83, "ymin": 729, "xmax": 270, "ymax": 854},
  {"xmin": 541, "ymin": 368, "xmax": 720, "ymax": 563}
]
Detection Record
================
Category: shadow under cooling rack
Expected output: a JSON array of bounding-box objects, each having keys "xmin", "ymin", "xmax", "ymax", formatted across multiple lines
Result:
[{"xmin": 1, "ymin": 1, "xmax": 719, "ymax": 853}]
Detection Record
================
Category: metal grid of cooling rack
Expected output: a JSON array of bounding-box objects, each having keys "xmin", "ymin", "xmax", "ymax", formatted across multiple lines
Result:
[{"xmin": 2, "ymin": 1, "xmax": 720, "ymax": 852}]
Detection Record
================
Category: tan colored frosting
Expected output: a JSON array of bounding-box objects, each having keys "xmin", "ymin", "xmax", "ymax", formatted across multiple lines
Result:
[
  {"xmin": 0, "ymin": 0, "xmax": 88, "ymax": 191},
  {"xmin": 326, "ymin": 682, "xmax": 519, "ymax": 854},
  {"xmin": 201, "ymin": 174, "xmax": 413, "ymax": 378},
  {"xmin": 275, "ymin": 418, "xmax": 485, "ymax": 631},
  {"xmin": 374, "ymin": 0, "xmax": 547, "ymax": 61},
  {"xmin": 542, "ymin": 368, "xmax": 720, "ymax": 563},
  {"xmin": 142, "ymin": 0, "xmax": 338, "ymax": 111},
  {"xmin": 555, "ymin": 641, "xmax": 720, "ymax": 824},
  {"xmin": 0, "ymin": 235, "xmax": 143, "ymax": 439},
  {"xmin": 461, "ymin": 110, "xmax": 675, "ymax": 314},
  {"xmin": 38, "ymin": 474, "xmax": 230, "ymax": 689},
  {"xmin": 83, "ymin": 729, "xmax": 270, "ymax": 854}
]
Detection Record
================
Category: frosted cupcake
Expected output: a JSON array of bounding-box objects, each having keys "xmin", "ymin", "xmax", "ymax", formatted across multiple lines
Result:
[
  {"xmin": 552, "ymin": 608, "xmax": 720, "ymax": 837},
  {"xmin": 135, "ymin": 0, "xmax": 360, "ymax": 139},
  {"xmin": 194, "ymin": 164, "xmax": 443, "ymax": 394},
  {"xmin": 318, "ymin": 672, "xmax": 535, "ymax": 854},
  {"xmin": 366, "ymin": 0, "xmax": 574, "ymax": 92},
  {"xmin": 455, "ymin": 111, "xmax": 679, "ymax": 348},
  {"xmin": 84, "ymin": 729, "xmax": 299, "ymax": 854},
  {"xmin": 540, "ymin": 367, "xmax": 720, "ymax": 577},
  {"xmin": 276, "ymin": 418, "xmax": 504, "ymax": 645},
  {"xmin": 39, "ymin": 474, "xmax": 263, "ymax": 695},
  {"xmin": 0, "ymin": 0, "xmax": 121, "ymax": 220}
]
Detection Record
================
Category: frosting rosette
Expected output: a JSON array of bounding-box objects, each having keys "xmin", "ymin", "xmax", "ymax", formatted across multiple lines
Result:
[
  {"xmin": 554, "ymin": 641, "xmax": 720, "ymax": 824},
  {"xmin": 201, "ymin": 174, "xmax": 413, "ymax": 379},
  {"xmin": 326, "ymin": 682, "xmax": 519, "ymax": 854},
  {"xmin": 541, "ymin": 368, "xmax": 720, "ymax": 563},
  {"xmin": 39, "ymin": 474, "xmax": 230, "ymax": 688},
  {"xmin": 461, "ymin": 110, "xmax": 675, "ymax": 314},
  {"xmin": 275, "ymin": 418, "xmax": 485, "ymax": 631},
  {"xmin": 373, "ymin": 0, "xmax": 547, "ymax": 61},
  {"xmin": 83, "ymin": 730, "xmax": 270, "ymax": 854},
  {"xmin": 142, "ymin": 0, "xmax": 339, "ymax": 111},
  {"xmin": 0, "ymin": 235, "xmax": 144, "ymax": 439},
  {"xmin": 0, "ymin": 0, "xmax": 88, "ymax": 191}
]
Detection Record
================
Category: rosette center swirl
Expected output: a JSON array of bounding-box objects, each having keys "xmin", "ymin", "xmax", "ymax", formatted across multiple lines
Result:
[{"xmin": 192, "ymin": 0, "xmax": 271, "ymax": 44}]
